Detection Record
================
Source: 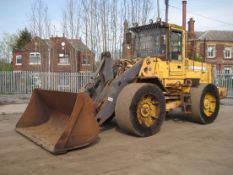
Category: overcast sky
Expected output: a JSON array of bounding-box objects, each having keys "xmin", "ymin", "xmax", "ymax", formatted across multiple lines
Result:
[{"xmin": 0, "ymin": 0, "xmax": 233, "ymax": 39}]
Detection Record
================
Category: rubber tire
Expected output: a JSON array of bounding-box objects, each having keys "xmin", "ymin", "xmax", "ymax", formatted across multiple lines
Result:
[
  {"xmin": 115, "ymin": 83, "xmax": 166, "ymax": 137},
  {"xmin": 190, "ymin": 84, "xmax": 220, "ymax": 124}
]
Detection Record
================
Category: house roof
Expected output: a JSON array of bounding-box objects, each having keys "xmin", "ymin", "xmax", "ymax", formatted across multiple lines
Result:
[
  {"xmin": 22, "ymin": 37, "xmax": 49, "ymax": 51},
  {"xmin": 195, "ymin": 31, "xmax": 205, "ymax": 39},
  {"xmin": 25, "ymin": 37, "xmax": 92, "ymax": 53},
  {"xmin": 44, "ymin": 39, "xmax": 50, "ymax": 46},
  {"xmin": 69, "ymin": 39, "xmax": 92, "ymax": 53},
  {"xmin": 196, "ymin": 30, "xmax": 233, "ymax": 42}
]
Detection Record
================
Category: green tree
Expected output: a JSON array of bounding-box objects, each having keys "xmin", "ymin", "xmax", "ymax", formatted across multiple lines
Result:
[
  {"xmin": 13, "ymin": 28, "xmax": 32, "ymax": 50},
  {"xmin": 0, "ymin": 28, "xmax": 31, "ymax": 65},
  {"xmin": 0, "ymin": 60, "xmax": 13, "ymax": 71},
  {"xmin": 0, "ymin": 33, "xmax": 18, "ymax": 63}
]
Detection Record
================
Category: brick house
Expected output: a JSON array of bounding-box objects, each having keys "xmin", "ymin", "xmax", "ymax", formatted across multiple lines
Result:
[
  {"xmin": 187, "ymin": 18, "xmax": 233, "ymax": 73},
  {"xmin": 12, "ymin": 36, "xmax": 94, "ymax": 72}
]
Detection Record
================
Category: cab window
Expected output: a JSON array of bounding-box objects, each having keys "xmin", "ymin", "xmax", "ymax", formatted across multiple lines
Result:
[{"xmin": 170, "ymin": 31, "xmax": 182, "ymax": 60}]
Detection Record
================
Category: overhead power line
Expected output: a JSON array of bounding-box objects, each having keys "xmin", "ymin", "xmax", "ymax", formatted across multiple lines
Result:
[{"xmin": 169, "ymin": 4, "xmax": 233, "ymax": 27}]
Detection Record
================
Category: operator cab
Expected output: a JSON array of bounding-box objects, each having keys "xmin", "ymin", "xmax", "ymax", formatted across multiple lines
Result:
[{"xmin": 126, "ymin": 21, "xmax": 183, "ymax": 61}]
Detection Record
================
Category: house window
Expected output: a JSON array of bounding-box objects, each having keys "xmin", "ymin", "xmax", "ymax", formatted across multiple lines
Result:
[
  {"xmin": 58, "ymin": 54, "xmax": 69, "ymax": 65},
  {"xmin": 82, "ymin": 56, "xmax": 89, "ymax": 65},
  {"xmin": 223, "ymin": 66, "xmax": 232, "ymax": 74},
  {"xmin": 224, "ymin": 47, "xmax": 232, "ymax": 59},
  {"xmin": 16, "ymin": 55, "xmax": 22, "ymax": 65},
  {"xmin": 207, "ymin": 46, "xmax": 216, "ymax": 58},
  {"xmin": 29, "ymin": 52, "xmax": 41, "ymax": 64},
  {"xmin": 59, "ymin": 74, "xmax": 69, "ymax": 86}
]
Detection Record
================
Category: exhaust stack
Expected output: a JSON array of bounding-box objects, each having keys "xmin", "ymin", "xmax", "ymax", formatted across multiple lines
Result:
[{"xmin": 182, "ymin": 0, "xmax": 187, "ymax": 30}]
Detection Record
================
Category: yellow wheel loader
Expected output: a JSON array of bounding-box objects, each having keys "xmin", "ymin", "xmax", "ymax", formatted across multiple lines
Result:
[{"xmin": 16, "ymin": 21, "xmax": 226, "ymax": 154}]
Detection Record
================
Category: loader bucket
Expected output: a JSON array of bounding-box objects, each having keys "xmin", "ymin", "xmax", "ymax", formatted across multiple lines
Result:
[{"xmin": 16, "ymin": 89, "xmax": 99, "ymax": 154}]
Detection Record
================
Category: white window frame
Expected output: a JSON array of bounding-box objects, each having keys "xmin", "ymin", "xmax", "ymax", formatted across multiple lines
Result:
[
  {"xmin": 82, "ymin": 56, "xmax": 90, "ymax": 65},
  {"xmin": 223, "ymin": 66, "xmax": 232, "ymax": 74},
  {"xmin": 224, "ymin": 47, "xmax": 232, "ymax": 59},
  {"xmin": 207, "ymin": 46, "xmax": 216, "ymax": 58},
  {"xmin": 29, "ymin": 52, "xmax": 41, "ymax": 65},
  {"xmin": 16, "ymin": 55, "xmax": 22, "ymax": 65},
  {"xmin": 58, "ymin": 53, "xmax": 70, "ymax": 65}
]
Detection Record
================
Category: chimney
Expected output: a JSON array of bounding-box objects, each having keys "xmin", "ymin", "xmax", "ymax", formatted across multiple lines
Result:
[
  {"xmin": 188, "ymin": 18, "xmax": 196, "ymax": 39},
  {"xmin": 123, "ymin": 20, "xmax": 128, "ymax": 41},
  {"xmin": 182, "ymin": 0, "xmax": 187, "ymax": 30},
  {"xmin": 122, "ymin": 19, "xmax": 133, "ymax": 58}
]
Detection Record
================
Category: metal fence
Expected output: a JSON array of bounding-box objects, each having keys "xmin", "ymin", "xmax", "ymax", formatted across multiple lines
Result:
[
  {"xmin": 0, "ymin": 71, "xmax": 94, "ymax": 94},
  {"xmin": 0, "ymin": 71, "xmax": 232, "ymax": 98},
  {"xmin": 214, "ymin": 71, "xmax": 233, "ymax": 101}
]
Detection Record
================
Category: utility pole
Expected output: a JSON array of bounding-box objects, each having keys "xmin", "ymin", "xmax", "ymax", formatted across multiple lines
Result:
[
  {"xmin": 157, "ymin": 0, "xmax": 161, "ymax": 21},
  {"xmin": 165, "ymin": 0, "xmax": 169, "ymax": 23}
]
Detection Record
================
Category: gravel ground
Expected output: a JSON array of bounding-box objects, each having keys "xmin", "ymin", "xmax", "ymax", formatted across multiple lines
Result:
[
  {"xmin": 1, "ymin": 93, "xmax": 232, "ymax": 106},
  {"xmin": 0, "ymin": 105, "xmax": 232, "ymax": 175},
  {"xmin": 0, "ymin": 94, "xmax": 31, "ymax": 105}
]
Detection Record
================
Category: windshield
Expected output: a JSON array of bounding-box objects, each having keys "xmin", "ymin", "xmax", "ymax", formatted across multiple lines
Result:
[{"xmin": 134, "ymin": 28, "xmax": 167, "ymax": 58}]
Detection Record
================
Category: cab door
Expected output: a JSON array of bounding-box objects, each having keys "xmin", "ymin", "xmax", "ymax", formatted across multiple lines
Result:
[{"xmin": 169, "ymin": 29, "xmax": 184, "ymax": 76}]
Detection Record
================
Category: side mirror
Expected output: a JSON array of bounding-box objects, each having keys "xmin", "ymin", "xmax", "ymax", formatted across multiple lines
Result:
[{"xmin": 126, "ymin": 32, "xmax": 132, "ymax": 44}]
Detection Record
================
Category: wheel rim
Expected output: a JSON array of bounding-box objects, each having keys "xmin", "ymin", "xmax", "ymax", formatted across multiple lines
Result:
[
  {"xmin": 137, "ymin": 95, "xmax": 159, "ymax": 127},
  {"xmin": 203, "ymin": 93, "xmax": 216, "ymax": 117}
]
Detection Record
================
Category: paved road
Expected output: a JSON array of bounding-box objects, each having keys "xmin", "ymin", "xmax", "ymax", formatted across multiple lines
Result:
[{"xmin": 0, "ymin": 105, "xmax": 233, "ymax": 175}]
